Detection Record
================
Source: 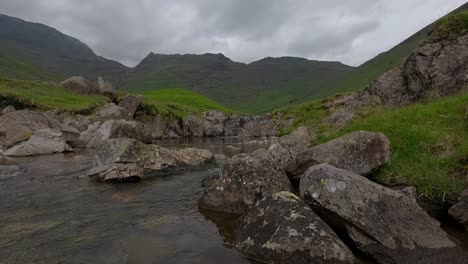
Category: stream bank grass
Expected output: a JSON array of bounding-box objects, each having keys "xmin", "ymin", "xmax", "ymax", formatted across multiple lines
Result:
[{"xmin": 326, "ymin": 94, "xmax": 468, "ymax": 202}]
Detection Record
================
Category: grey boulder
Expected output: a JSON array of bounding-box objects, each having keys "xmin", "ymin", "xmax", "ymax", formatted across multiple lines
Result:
[
  {"xmin": 3, "ymin": 129, "xmax": 72, "ymax": 157},
  {"xmin": 235, "ymin": 191, "xmax": 354, "ymax": 264},
  {"xmin": 300, "ymin": 164, "xmax": 467, "ymax": 264}
]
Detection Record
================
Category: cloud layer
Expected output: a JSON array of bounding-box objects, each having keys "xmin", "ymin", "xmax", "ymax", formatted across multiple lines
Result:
[{"xmin": 0, "ymin": 0, "xmax": 465, "ymax": 66}]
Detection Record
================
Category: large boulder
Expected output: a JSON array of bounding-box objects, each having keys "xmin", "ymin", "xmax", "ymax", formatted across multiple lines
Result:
[
  {"xmin": 251, "ymin": 144, "xmax": 295, "ymax": 176},
  {"xmin": 240, "ymin": 117, "xmax": 277, "ymax": 138},
  {"xmin": 88, "ymin": 138, "xmax": 212, "ymax": 182},
  {"xmin": 235, "ymin": 191, "xmax": 354, "ymax": 264},
  {"xmin": 279, "ymin": 126, "xmax": 314, "ymax": 154},
  {"xmin": 0, "ymin": 110, "xmax": 78, "ymax": 147},
  {"xmin": 78, "ymin": 119, "xmax": 137, "ymax": 148},
  {"xmin": 92, "ymin": 103, "xmax": 130, "ymax": 121},
  {"xmin": 448, "ymin": 190, "xmax": 468, "ymax": 230},
  {"xmin": 118, "ymin": 95, "xmax": 142, "ymax": 118},
  {"xmin": 61, "ymin": 76, "xmax": 98, "ymax": 95},
  {"xmin": 300, "ymin": 164, "xmax": 467, "ymax": 264},
  {"xmin": 134, "ymin": 114, "xmax": 176, "ymax": 142},
  {"xmin": 291, "ymin": 131, "xmax": 390, "ymax": 177},
  {"xmin": 198, "ymin": 154, "xmax": 292, "ymax": 214},
  {"xmin": 3, "ymin": 129, "xmax": 72, "ymax": 157},
  {"xmin": 182, "ymin": 115, "xmax": 205, "ymax": 137},
  {"xmin": 97, "ymin": 76, "xmax": 117, "ymax": 99}
]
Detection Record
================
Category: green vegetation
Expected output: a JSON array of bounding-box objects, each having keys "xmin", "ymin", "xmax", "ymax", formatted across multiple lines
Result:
[
  {"xmin": 324, "ymin": 94, "xmax": 468, "ymax": 202},
  {"xmin": 428, "ymin": 11, "xmax": 468, "ymax": 43},
  {"xmin": 136, "ymin": 88, "xmax": 234, "ymax": 118},
  {"xmin": 273, "ymin": 99, "xmax": 328, "ymax": 135},
  {"xmin": 0, "ymin": 77, "xmax": 108, "ymax": 111}
]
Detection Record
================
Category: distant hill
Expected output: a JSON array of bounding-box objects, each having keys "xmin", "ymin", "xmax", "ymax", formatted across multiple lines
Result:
[
  {"xmin": 339, "ymin": 2, "xmax": 468, "ymax": 92},
  {"xmin": 123, "ymin": 53, "xmax": 354, "ymax": 113},
  {"xmin": 0, "ymin": 14, "xmax": 129, "ymax": 85}
]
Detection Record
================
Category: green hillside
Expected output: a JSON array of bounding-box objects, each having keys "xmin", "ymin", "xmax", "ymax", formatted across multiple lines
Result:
[
  {"xmin": 340, "ymin": 2, "xmax": 468, "ymax": 92},
  {"xmin": 123, "ymin": 54, "xmax": 354, "ymax": 113}
]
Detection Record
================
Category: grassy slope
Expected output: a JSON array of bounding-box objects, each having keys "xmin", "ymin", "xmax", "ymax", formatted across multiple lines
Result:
[
  {"xmin": 325, "ymin": 94, "xmax": 468, "ymax": 201},
  {"xmin": 130, "ymin": 88, "xmax": 234, "ymax": 118},
  {"xmin": 0, "ymin": 77, "xmax": 108, "ymax": 111}
]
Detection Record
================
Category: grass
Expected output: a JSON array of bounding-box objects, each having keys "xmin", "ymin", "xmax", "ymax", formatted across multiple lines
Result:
[
  {"xmin": 0, "ymin": 77, "xmax": 108, "ymax": 111},
  {"xmin": 134, "ymin": 88, "xmax": 234, "ymax": 118},
  {"xmin": 428, "ymin": 11, "xmax": 468, "ymax": 43},
  {"xmin": 323, "ymin": 94, "xmax": 468, "ymax": 202}
]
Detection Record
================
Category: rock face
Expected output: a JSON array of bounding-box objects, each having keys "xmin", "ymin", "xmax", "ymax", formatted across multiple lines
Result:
[
  {"xmin": 88, "ymin": 138, "xmax": 213, "ymax": 182},
  {"xmin": 279, "ymin": 126, "xmax": 314, "ymax": 154},
  {"xmin": 3, "ymin": 129, "xmax": 72, "ymax": 156},
  {"xmin": 449, "ymin": 190, "xmax": 468, "ymax": 230},
  {"xmin": 300, "ymin": 164, "xmax": 467, "ymax": 264},
  {"xmin": 118, "ymin": 95, "xmax": 142, "ymax": 118},
  {"xmin": 235, "ymin": 191, "xmax": 355, "ymax": 264},
  {"xmin": 240, "ymin": 116, "xmax": 278, "ymax": 138},
  {"xmin": 291, "ymin": 131, "xmax": 390, "ymax": 177},
  {"xmin": 198, "ymin": 154, "xmax": 292, "ymax": 214}
]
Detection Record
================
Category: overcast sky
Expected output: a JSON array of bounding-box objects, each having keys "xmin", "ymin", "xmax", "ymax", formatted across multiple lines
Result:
[{"xmin": 0, "ymin": 0, "xmax": 465, "ymax": 67}]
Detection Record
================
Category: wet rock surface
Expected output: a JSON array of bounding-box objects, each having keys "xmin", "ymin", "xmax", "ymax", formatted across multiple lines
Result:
[
  {"xmin": 198, "ymin": 154, "xmax": 292, "ymax": 214},
  {"xmin": 235, "ymin": 191, "xmax": 355, "ymax": 264},
  {"xmin": 300, "ymin": 164, "xmax": 467, "ymax": 264}
]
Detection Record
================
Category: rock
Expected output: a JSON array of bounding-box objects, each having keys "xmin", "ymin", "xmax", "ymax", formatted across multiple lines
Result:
[
  {"xmin": 118, "ymin": 95, "xmax": 142, "ymax": 118},
  {"xmin": 291, "ymin": 131, "xmax": 390, "ymax": 177},
  {"xmin": 3, "ymin": 129, "xmax": 72, "ymax": 157},
  {"xmin": 300, "ymin": 164, "xmax": 467, "ymax": 264},
  {"xmin": 182, "ymin": 115, "xmax": 206, "ymax": 137},
  {"xmin": 203, "ymin": 110, "xmax": 227, "ymax": 124},
  {"xmin": 251, "ymin": 144, "xmax": 295, "ymax": 175},
  {"xmin": 61, "ymin": 76, "xmax": 99, "ymax": 95},
  {"xmin": 224, "ymin": 115, "xmax": 244, "ymax": 136},
  {"xmin": 201, "ymin": 172, "xmax": 221, "ymax": 188},
  {"xmin": 92, "ymin": 103, "xmax": 130, "ymax": 121},
  {"xmin": 279, "ymin": 126, "xmax": 314, "ymax": 154},
  {"xmin": 198, "ymin": 154, "xmax": 292, "ymax": 214},
  {"xmin": 448, "ymin": 190, "xmax": 468, "ymax": 230},
  {"xmin": 235, "ymin": 191, "xmax": 354, "ymax": 264},
  {"xmin": 88, "ymin": 138, "xmax": 212, "ymax": 182},
  {"xmin": 134, "ymin": 114, "xmax": 172, "ymax": 142},
  {"xmin": 78, "ymin": 119, "xmax": 137, "ymax": 148},
  {"xmin": 0, "ymin": 110, "xmax": 73, "ymax": 147},
  {"xmin": 213, "ymin": 153, "xmax": 227, "ymax": 167},
  {"xmin": 97, "ymin": 76, "xmax": 117, "ymax": 99},
  {"xmin": 1, "ymin": 105, "xmax": 15, "ymax": 115},
  {"xmin": 240, "ymin": 118, "xmax": 277, "ymax": 138}
]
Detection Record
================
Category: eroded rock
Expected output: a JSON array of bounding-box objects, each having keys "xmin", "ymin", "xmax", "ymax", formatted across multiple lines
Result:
[
  {"xmin": 235, "ymin": 191, "xmax": 354, "ymax": 264},
  {"xmin": 300, "ymin": 164, "xmax": 467, "ymax": 264}
]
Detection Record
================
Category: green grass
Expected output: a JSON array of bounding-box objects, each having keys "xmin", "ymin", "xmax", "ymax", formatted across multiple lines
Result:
[
  {"xmin": 134, "ymin": 88, "xmax": 234, "ymax": 118},
  {"xmin": 324, "ymin": 94, "xmax": 468, "ymax": 202},
  {"xmin": 0, "ymin": 77, "xmax": 108, "ymax": 111},
  {"xmin": 428, "ymin": 11, "xmax": 468, "ymax": 43},
  {"xmin": 273, "ymin": 99, "xmax": 328, "ymax": 135}
]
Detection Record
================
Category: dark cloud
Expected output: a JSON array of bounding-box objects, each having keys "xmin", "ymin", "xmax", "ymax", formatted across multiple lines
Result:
[{"xmin": 0, "ymin": 0, "xmax": 465, "ymax": 66}]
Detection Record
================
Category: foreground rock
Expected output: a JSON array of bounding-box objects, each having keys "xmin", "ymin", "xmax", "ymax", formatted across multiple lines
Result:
[
  {"xmin": 251, "ymin": 144, "xmax": 295, "ymax": 176},
  {"xmin": 1, "ymin": 105, "xmax": 15, "ymax": 115},
  {"xmin": 235, "ymin": 191, "xmax": 354, "ymax": 264},
  {"xmin": 3, "ymin": 129, "xmax": 72, "ymax": 157},
  {"xmin": 88, "ymin": 138, "xmax": 212, "ymax": 182},
  {"xmin": 0, "ymin": 110, "xmax": 79, "ymax": 147},
  {"xmin": 291, "ymin": 131, "xmax": 390, "ymax": 177},
  {"xmin": 449, "ymin": 190, "xmax": 468, "ymax": 230},
  {"xmin": 300, "ymin": 164, "xmax": 467, "ymax": 264},
  {"xmin": 198, "ymin": 154, "xmax": 292, "ymax": 214}
]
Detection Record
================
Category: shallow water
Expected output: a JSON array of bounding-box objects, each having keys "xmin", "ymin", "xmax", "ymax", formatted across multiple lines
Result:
[{"xmin": 0, "ymin": 139, "xmax": 260, "ymax": 264}]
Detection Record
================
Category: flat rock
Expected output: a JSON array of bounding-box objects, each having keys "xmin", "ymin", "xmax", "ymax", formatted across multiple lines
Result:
[
  {"xmin": 291, "ymin": 131, "xmax": 390, "ymax": 177},
  {"xmin": 198, "ymin": 154, "xmax": 292, "ymax": 214},
  {"xmin": 235, "ymin": 191, "xmax": 354, "ymax": 264},
  {"xmin": 300, "ymin": 164, "xmax": 467, "ymax": 264},
  {"xmin": 3, "ymin": 129, "xmax": 72, "ymax": 157}
]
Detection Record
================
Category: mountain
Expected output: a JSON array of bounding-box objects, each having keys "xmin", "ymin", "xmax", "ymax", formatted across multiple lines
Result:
[
  {"xmin": 122, "ymin": 53, "xmax": 354, "ymax": 113},
  {"xmin": 340, "ymin": 2, "xmax": 468, "ymax": 92},
  {"xmin": 0, "ymin": 14, "xmax": 129, "ymax": 85}
]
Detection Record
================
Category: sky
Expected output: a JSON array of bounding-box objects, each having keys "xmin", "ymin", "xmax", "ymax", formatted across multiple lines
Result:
[{"xmin": 0, "ymin": 0, "xmax": 466, "ymax": 67}]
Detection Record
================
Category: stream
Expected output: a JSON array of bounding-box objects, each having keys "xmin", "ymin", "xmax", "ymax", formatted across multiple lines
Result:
[{"xmin": 0, "ymin": 137, "xmax": 467, "ymax": 264}]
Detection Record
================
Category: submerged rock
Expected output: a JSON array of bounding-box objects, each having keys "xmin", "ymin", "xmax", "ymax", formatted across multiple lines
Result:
[
  {"xmin": 291, "ymin": 131, "xmax": 390, "ymax": 177},
  {"xmin": 3, "ymin": 129, "xmax": 72, "ymax": 157},
  {"xmin": 198, "ymin": 154, "xmax": 292, "ymax": 214},
  {"xmin": 235, "ymin": 191, "xmax": 354, "ymax": 264},
  {"xmin": 300, "ymin": 164, "xmax": 467, "ymax": 264},
  {"xmin": 88, "ymin": 138, "xmax": 213, "ymax": 182}
]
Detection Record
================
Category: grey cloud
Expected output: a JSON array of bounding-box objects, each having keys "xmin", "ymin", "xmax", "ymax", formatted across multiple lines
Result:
[{"xmin": 0, "ymin": 0, "xmax": 466, "ymax": 67}]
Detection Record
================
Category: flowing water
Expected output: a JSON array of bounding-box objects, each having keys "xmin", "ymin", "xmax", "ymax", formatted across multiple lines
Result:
[{"xmin": 0, "ymin": 137, "xmax": 467, "ymax": 264}]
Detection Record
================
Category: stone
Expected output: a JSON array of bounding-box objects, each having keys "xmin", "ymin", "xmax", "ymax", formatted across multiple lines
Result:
[
  {"xmin": 3, "ymin": 129, "xmax": 72, "ymax": 157},
  {"xmin": 291, "ymin": 131, "xmax": 390, "ymax": 177},
  {"xmin": 201, "ymin": 172, "xmax": 221, "ymax": 188},
  {"xmin": 61, "ymin": 76, "xmax": 99, "ymax": 95},
  {"xmin": 300, "ymin": 164, "xmax": 467, "ymax": 264},
  {"xmin": 78, "ymin": 119, "xmax": 137, "ymax": 148},
  {"xmin": 118, "ymin": 95, "xmax": 142, "ymax": 118},
  {"xmin": 134, "ymin": 114, "xmax": 172, "ymax": 142},
  {"xmin": 182, "ymin": 115, "xmax": 206, "ymax": 137},
  {"xmin": 198, "ymin": 154, "xmax": 292, "ymax": 214},
  {"xmin": 448, "ymin": 190, "xmax": 468, "ymax": 230},
  {"xmin": 88, "ymin": 138, "xmax": 213, "ymax": 182},
  {"xmin": 92, "ymin": 103, "xmax": 130, "ymax": 121},
  {"xmin": 235, "ymin": 191, "xmax": 354, "ymax": 264},
  {"xmin": 279, "ymin": 126, "xmax": 313, "ymax": 154},
  {"xmin": 251, "ymin": 144, "xmax": 295, "ymax": 175},
  {"xmin": 1, "ymin": 105, "xmax": 15, "ymax": 115},
  {"xmin": 97, "ymin": 76, "xmax": 117, "ymax": 99},
  {"xmin": 240, "ymin": 117, "xmax": 277, "ymax": 138},
  {"xmin": 203, "ymin": 110, "xmax": 227, "ymax": 124}
]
